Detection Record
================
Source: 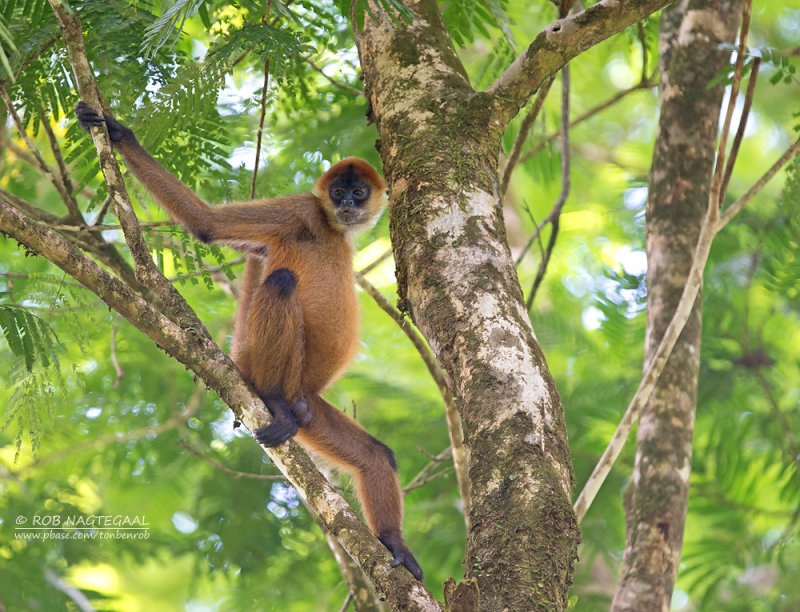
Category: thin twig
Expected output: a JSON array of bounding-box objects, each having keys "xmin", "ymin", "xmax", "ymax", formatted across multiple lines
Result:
[
  {"xmin": 0, "ymin": 35, "xmax": 59, "ymax": 87},
  {"xmin": 517, "ymin": 76, "xmax": 655, "ymax": 166},
  {"xmin": 43, "ymin": 569, "xmax": 95, "ymax": 612},
  {"xmin": 721, "ymin": 57, "xmax": 760, "ymax": 199},
  {"xmin": 709, "ymin": 1, "xmax": 752, "ymax": 212},
  {"xmin": 176, "ymin": 441, "xmax": 282, "ymax": 480},
  {"xmin": 0, "ymin": 128, "xmax": 40, "ymax": 167},
  {"xmin": 514, "ymin": 202, "xmax": 547, "ymax": 267},
  {"xmin": 251, "ymin": 1, "xmax": 273, "ymax": 200},
  {"xmin": 50, "ymin": 220, "xmax": 175, "ymax": 232},
  {"xmin": 357, "ymin": 248, "xmax": 392, "ymax": 275},
  {"xmin": 526, "ymin": 64, "xmax": 570, "ymax": 310},
  {"xmin": 302, "ymin": 56, "xmax": 365, "ymax": 96},
  {"xmin": 637, "ymin": 21, "xmax": 648, "ymax": 83},
  {"xmin": 337, "ymin": 592, "xmax": 354, "ymax": 612},
  {"xmin": 0, "ymin": 86, "xmax": 75, "ymax": 211},
  {"xmin": 718, "ymin": 136, "xmax": 800, "ymax": 230},
  {"xmin": 231, "ymin": 0, "xmax": 295, "ymax": 67},
  {"xmin": 402, "ymin": 446, "xmax": 452, "ymax": 496},
  {"xmin": 110, "ymin": 315, "xmax": 124, "ymax": 389},
  {"xmin": 93, "ymin": 195, "xmax": 113, "ymax": 225},
  {"xmin": 40, "ymin": 109, "xmax": 82, "ymax": 220},
  {"xmin": 500, "ymin": 77, "xmax": 555, "ymax": 197}
]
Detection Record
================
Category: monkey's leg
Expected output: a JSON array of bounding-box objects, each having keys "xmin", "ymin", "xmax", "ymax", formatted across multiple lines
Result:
[
  {"xmin": 297, "ymin": 394, "xmax": 424, "ymax": 581},
  {"xmin": 239, "ymin": 268, "xmax": 310, "ymax": 446}
]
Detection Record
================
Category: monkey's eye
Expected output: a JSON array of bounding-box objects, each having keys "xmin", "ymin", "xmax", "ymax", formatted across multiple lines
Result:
[
  {"xmin": 332, "ymin": 188, "xmax": 345, "ymax": 200},
  {"xmin": 353, "ymin": 188, "xmax": 365, "ymax": 198}
]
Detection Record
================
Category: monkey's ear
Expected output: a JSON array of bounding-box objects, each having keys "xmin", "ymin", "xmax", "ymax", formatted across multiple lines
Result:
[{"xmin": 313, "ymin": 157, "xmax": 386, "ymax": 201}]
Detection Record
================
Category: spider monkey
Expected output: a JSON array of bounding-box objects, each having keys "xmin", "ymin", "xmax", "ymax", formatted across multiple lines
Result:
[{"xmin": 76, "ymin": 101, "xmax": 422, "ymax": 581}]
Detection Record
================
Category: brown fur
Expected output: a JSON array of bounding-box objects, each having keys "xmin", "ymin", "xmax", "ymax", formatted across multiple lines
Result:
[{"xmin": 98, "ymin": 127, "xmax": 421, "ymax": 579}]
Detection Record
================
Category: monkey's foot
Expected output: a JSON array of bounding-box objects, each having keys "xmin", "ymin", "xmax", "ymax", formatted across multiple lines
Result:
[
  {"xmin": 254, "ymin": 395, "xmax": 298, "ymax": 447},
  {"xmin": 379, "ymin": 531, "xmax": 424, "ymax": 581},
  {"xmin": 290, "ymin": 398, "xmax": 312, "ymax": 428}
]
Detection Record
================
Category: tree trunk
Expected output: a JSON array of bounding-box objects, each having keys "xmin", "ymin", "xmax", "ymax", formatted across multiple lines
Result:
[
  {"xmin": 611, "ymin": 2, "xmax": 742, "ymax": 610},
  {"xmin": 357, "ymin": 2, "xmax": 580, "ymax": 609}
]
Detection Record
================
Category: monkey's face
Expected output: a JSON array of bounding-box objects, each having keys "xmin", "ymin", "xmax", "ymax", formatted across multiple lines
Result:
[
  {"xmin": 313, "ymin": 157, "xmax": 386, "ymax": 232},
  {"xmin": 328, "ymin": 167, "xmax": 372, "ymax": 226}
]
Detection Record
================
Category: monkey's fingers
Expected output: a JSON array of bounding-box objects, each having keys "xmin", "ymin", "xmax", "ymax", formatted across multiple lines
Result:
[
  {"xmin": 75, "ymin": 102, "xmax": 134, "ymax": 143},
  {"xmin": 379, "ymin": 531, "xmax": 424, "ymax": 581},
  {"xmin": 254, "ymin": 395, "xmax": 299, "ymax": 447},
  {"xmin": 75, "ymin": 101, "xmax": 105, "ymax": 131}
]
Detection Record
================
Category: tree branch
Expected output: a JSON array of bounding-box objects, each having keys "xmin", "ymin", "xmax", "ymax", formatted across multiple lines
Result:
[
  {"xmin": 302, "ymin": 56, "xmax": 365, "ymax": 96},
  {"xmin": 39, "ymin": 109, "xmax": 83, "ymax": 221},
  {"xmin": 486, "ymin": 0, "xmax": 674, "ymax": 126},
  {"xmin": 251, "ymin": 0, "xmax": 273, "ymax": 200},
  {"xmin": 48, "ymin": 0, "xmax": 190, "ymax": 315},
  {"xmin": 0, "ymin": 86, "xmax": 79, "ymax": 216},
  {"xmin": 500, "ymin": 76, "xmax": 554, "ymax": 198}
]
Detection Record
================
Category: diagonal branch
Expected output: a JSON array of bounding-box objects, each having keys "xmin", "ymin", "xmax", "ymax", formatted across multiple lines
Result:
[
  {"xmin": 48, "ymin": 0, "xmax": 192, "ymax": 318},
  {"xmin": 500, "ymin": 77, "xmax": 555, "ymax": 198},
  {"xmin": 486, "ymin": 0, "xmax": 674, "ymax": 127},
  {"xmin": 39, "ymin": 109, "xmax": 83, "ymax": 221},
  {"xmin": 518, "ymin": 75, "xmax": 655, "ymax": 166},
  {"xmin": 574, "ymin": 136, "xmax": 800, "ymax": 523},
  {"xmin": 302, "ymin": 56, "xmax": 365, "ymax": 96},
  {"xmin": 526, "ymin": 64, "xmax": 571, "ymax": 310},
  {"xmin": 0, "ymin": 86, "xmax": 79, "ymax": 217}
]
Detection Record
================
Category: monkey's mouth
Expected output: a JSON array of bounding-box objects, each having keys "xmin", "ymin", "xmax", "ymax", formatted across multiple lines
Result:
[{"xmin": 338, "ymin": 208, "xmax": 360, "ymax": 225}]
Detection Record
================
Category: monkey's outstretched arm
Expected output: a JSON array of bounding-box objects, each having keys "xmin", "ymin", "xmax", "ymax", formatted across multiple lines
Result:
[{"xmin": 75, "ymin": 102, "xmax": 314, "ymax": 248}]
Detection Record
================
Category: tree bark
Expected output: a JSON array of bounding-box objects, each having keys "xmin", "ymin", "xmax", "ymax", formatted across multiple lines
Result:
[{"xmin": 611, "ymin": 2, "xmax": 742, "ymax": 610}]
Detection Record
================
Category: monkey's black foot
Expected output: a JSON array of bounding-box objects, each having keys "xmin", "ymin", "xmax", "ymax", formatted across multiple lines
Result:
[
  {"xmin": 379, "ymin": 531, "xmax": 424, "ymax": 581},
  {"xmin": 291, "ymin": 398, "xmax": 313, "ymax": 428},
  {"xmin": 254, "ymin": 395, "xmax": 298, "ymax": 447}
]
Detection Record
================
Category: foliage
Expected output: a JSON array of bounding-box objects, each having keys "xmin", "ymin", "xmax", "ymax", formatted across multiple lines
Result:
[{"xmin": 0, "ymin": 0, "xmax": 799, "ymax": 610}]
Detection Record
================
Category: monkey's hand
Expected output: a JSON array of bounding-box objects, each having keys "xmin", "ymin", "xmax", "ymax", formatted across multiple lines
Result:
[
  {"xmin": 75, "ymin": 101, "xmax": 135, "ymax": 144},
  {"xmin": 254, "ymin": 394, "xmax": 299, "ymax": 447},
  {"xmin": 379, "ymin": 530, "xmax": 424, "ymax": 581}
]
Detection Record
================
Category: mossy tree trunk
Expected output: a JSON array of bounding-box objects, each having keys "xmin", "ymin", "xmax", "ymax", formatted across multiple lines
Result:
[
  {"xmin": 611, "ymin": 2, "xmax": 743, "ymax": 610},
  {"xmin": 355, "ymin": 0, "xmax": 675, "ymax": 609}
]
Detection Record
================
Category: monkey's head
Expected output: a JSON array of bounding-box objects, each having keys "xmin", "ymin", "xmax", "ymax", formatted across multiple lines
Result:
[{"xmin": 313, "ymin": 158, "xmax": 386, "ymax": 232}]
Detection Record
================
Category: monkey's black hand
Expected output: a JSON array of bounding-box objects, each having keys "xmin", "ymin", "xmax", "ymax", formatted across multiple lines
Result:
[
  {"xmin": 379, "ymin": 531, "xmax": 424, "ymax": 582},
  {"xmin": 75, "ymin": 101, "xmax": 135, "ymax": 143},
  {"xmin": 254, "ymin": 394, "xmax": 299, "ymax": 447}
]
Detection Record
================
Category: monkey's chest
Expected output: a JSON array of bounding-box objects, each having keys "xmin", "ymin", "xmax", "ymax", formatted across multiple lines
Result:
[{"xmin": 262, "ymin": 243, "xmax": 360, "ymax": 378}]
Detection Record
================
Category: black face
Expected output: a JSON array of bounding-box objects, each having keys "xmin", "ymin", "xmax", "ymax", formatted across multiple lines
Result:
[{"xmin": 329, "ymin": 164, "xmax": 371, "ymax": 219}]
